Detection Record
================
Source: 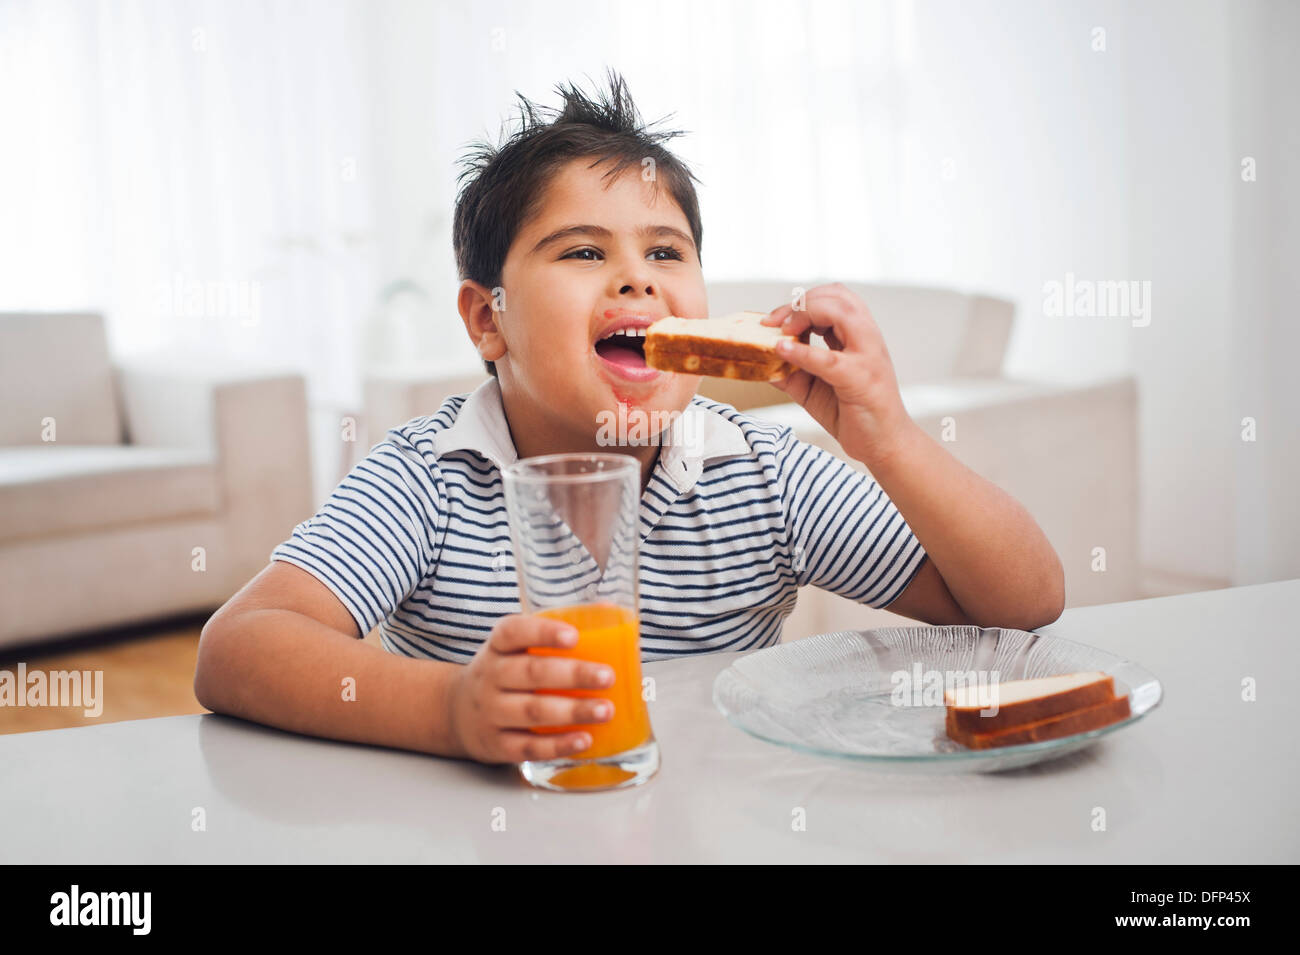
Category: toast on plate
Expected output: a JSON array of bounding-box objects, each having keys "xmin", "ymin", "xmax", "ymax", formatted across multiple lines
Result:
[{"xmin": 944, "ymin": 671, "xmax": 1130, "ymax": 749}]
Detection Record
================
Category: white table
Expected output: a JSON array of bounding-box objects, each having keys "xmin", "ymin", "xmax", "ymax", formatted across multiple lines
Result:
[{"xmin": 2, "ymin": 580, "xmax": 1296, "ymax": 863}]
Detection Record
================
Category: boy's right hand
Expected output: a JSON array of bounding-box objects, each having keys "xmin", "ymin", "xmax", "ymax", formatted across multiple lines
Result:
[{"xmin": 445, "ymin": 613, "xmax": 615, "ymax": 764}]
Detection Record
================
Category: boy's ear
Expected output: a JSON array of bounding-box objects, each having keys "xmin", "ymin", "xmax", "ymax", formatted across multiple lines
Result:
[{"xmin": 458, "ymin": 280, "xmax": 507, "ymax": 363}]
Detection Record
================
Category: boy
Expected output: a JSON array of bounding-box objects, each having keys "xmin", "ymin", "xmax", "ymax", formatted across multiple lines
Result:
[{"xmin": 195, "ymin": 72, "xmax": 1064, "ymax": 767}]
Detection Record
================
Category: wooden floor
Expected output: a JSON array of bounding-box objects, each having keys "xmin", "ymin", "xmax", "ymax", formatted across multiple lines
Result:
[{"xmin": 0, "ymin": 614, "xmax": 383, "ymax": 736}]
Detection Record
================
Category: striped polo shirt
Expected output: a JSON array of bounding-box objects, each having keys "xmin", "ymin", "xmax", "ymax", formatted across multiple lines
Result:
[{"xmin": 271, "ymin": 377, "xmax": 927, "ymax": 662}]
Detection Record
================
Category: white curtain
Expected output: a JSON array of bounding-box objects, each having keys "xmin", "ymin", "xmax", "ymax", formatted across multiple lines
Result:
[
  {"xmin": 0, "ymin": 0, "xmax": 378, "ymax": 410},
  {"xmin": 360, "ymin": 0, "xmax": 913, "ymax": 306},
  {"xmin": 0, "ymin": 0, "xmax": 913, "ymax": 397}
]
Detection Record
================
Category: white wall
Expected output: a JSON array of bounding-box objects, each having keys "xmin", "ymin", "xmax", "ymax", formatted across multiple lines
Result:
[
  {"xmin": 1120, "ymin": 0, "xmax": 1237, "ymax": 585},
  {"xmin": 1227, "ymin": 0, "xmax": 1300, "ymax": 586},
  {"xmin": 873, "ymin": 0, "xmax": 1299, "ymax": 586}
]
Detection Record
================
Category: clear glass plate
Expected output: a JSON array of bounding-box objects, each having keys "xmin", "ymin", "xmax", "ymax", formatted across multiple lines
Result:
[{"xmin": 712, "ymin": 627, "xmax": 1163, "ymax": 773}]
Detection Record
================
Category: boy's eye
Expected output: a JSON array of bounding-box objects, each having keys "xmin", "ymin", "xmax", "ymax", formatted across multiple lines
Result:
[{"xmin": 561, "ymin": 246, "xmax": 685, "ymax": 262}]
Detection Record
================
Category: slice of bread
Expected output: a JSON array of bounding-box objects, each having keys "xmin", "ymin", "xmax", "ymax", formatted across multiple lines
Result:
[
  {"xmin": 945, "ymin": 694, "xmax": 1131, "ymax": 750},
  {"xmin": 644, "ymin": 311, "xmax": 797, "ymax": 382},
  {"xmin": 944, "ymin": 671, "xmax": 1116, "ymax": 734}
]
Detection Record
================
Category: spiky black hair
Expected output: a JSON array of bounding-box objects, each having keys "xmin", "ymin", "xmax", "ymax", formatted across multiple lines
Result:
[{"xmin": 453, "ymin": 68, "xmax": 704, "ymax": 378}]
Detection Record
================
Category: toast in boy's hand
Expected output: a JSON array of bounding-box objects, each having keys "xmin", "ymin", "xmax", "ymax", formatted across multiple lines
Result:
[
  {"xmin": 644, "ymin": 311, "xmax": 797, "ymax": 382},
  {"xmin": 943, "ymin": 671, "xmax": 1131, "ymax": 750}
]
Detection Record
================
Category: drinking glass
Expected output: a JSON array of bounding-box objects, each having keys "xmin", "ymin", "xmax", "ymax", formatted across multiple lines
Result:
[{"xmin": 502, "ymin": 453, "xmax": 660, "ymax": 792}]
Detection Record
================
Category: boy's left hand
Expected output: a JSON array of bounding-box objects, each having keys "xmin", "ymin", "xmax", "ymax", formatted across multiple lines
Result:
[{"xmin": 761, "ymin": 282, "xmax": 914, "ymax": 465}]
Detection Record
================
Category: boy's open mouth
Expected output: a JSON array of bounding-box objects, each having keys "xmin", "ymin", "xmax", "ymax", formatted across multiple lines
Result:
[
  {"xmin": 594, "ymin": 328, "xmax": 647, "ymax": 369},
  {"xmin": 593, "ymin": 312, "xmax": 661, "ymax": 383}
]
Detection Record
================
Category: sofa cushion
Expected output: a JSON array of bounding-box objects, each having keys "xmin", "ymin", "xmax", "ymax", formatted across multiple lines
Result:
[
  {"xmin": 0, "ymin": 446, "xmax": 221, "ymax": 543},
  {"xmin": 0, "ymin": 313, "xmax": 124, "ymax": 446}
]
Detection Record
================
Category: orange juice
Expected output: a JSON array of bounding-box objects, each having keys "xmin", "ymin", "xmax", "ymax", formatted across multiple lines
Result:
[{"xmin": 528, "ymin": 602, "xmax": 651, "ymax": 759}]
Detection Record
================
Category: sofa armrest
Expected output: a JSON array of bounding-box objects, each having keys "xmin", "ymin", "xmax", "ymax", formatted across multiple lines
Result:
[
  {"xmin": 363, "ymin": 370, "xmax": 488, "ymax": 447},
  {"xmin": 750, "ymin": 376, "xmax": 1134, "ymax": 469},
  {"xmin": 750, "ymin": 375, "xmax": 1140, "ymax": 629},
  {"xmin": 115, "ymin": 355, "xmax": 288, "ymax": 449},
  {"xmin": 953, "ymin": 295, "xmax": 1015, "ymax": 377},
  {"xmin": 115, "ymin": 355, "xmax": 315, "ymax": 580}
]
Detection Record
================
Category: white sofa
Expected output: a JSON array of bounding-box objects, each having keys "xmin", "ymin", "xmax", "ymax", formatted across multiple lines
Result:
[
  {"xmin": 362, "ymin": 282, "xmax": 1140, "ymax": 638},
  {"xmin": 0, "ymin": 313, "xmax": 314, "ymax": 650}
]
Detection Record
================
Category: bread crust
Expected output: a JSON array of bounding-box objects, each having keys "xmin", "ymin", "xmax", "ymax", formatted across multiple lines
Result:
[
  {"xmin": 643, "ymin": 344, "xmax": 793, "ymax": 382},
  {"xmin": 946, "ymin": 694, "xmax": 1131, "ymax": 749},
  {"xmin": 945, "ymin": 674, "xmax": 1116, "ymax": 734}
]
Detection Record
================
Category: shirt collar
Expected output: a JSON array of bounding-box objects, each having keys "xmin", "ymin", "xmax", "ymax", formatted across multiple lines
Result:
[{"xmin": 431, "ymin": 377, "xmax": 752, "ymax": 492}]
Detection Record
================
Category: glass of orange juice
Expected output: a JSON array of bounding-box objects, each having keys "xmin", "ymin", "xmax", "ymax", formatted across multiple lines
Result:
[{"xmin": 502, "ymin": 453, "xmax": 659, "ymax": 792}]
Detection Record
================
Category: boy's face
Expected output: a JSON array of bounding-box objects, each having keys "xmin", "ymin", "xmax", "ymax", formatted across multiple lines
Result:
[{"xmin": 469, "ymin": 156, "xmax": 706, "ymax": 451}]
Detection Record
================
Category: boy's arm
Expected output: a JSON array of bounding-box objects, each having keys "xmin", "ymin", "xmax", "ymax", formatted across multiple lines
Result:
[
  {"xmin": 194, "ymin": 561, "xmax": 465, "ymax": 757},
  {"xmin": 763, "ymin": 284, "xmax": 1064, "ymax": 632},
  {"xmin": 883, "ymin": 554, "xmax": 973, "ymax": 626},
  {"xmin": 870, "ymin": 422, "xmax": 1065, "ymax": 631}
]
